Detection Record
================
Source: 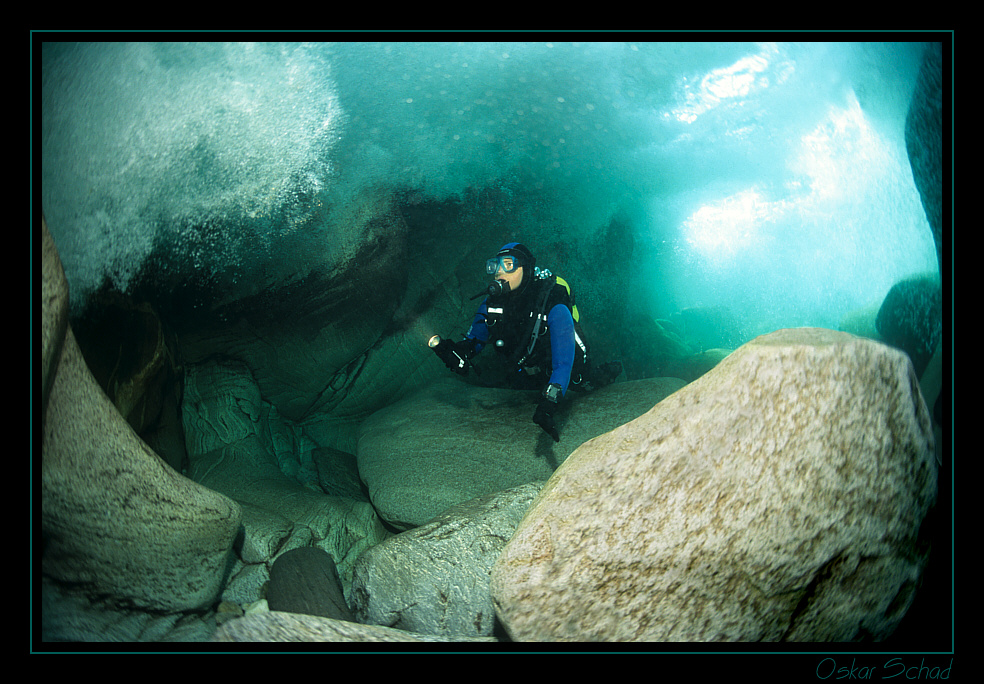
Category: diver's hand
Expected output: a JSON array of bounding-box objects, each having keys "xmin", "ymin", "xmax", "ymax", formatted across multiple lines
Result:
[
  {"xmin": 433, "ymin": 339, "xmax": 472, "ymax": 375},
  {"xmin": 533, "ymin": 390, "xmax": 560, "ymax": 442}
]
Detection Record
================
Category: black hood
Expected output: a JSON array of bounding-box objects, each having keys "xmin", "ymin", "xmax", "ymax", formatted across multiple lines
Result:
[{"xmin": 495, "ymin": 242, "xmax": 536, "ymax": 296}]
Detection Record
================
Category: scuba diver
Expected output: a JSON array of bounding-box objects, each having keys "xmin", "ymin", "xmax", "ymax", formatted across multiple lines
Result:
[{"xmin": 430, "ymin": 242, "xmax": 622, "ymax": 441}]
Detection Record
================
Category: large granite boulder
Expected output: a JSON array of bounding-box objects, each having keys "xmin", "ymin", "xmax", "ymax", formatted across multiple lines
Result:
[
  {"xmin": 180, "ymin": 358, "xmax": 390, "ymax": 608},
  {"xmin": 350, "ymin": 482, "xmax": 544, "ymax": 638},
  {"xmin": 40, "ymin": 218, "xmax": 243, "ymax": 642},
  {"xmin": 491, "ymin": 328, "xmax": 937, "ymax": 642},
  {"xmin": 357, "ymin": 376, "xmax": 687, "ymax": 530}
]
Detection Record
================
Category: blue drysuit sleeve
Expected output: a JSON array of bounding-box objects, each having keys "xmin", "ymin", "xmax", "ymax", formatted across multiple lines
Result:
[
  {"xmin": 465, "ymin": 299, "xmax": 489, "ymax": 353},
  {"xmin": 547, "ymin": 303, "xmax": 575, "ymax": 395}
]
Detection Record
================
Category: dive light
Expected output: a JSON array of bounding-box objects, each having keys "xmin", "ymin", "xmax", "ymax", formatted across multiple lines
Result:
[{"xmin": 427, "ymin": 334, "xmax": 480, "ymax": 375}]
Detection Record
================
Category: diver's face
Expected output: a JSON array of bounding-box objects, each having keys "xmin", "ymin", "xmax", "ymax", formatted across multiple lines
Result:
[{"xmin": 496, "ymin": 258, "xmax": 524, "ymax": 291}]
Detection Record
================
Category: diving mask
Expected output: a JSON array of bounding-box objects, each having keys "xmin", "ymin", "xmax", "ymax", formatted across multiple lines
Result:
[{"xmin": 486, "ymin": 255, "xmax": 522, "ymax": 275}]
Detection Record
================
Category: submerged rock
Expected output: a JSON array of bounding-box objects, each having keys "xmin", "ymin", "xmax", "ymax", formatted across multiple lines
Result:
[
  {"xmin": 662, "ymin": 347, "xmax": 732, "ymax": 383},
  {"xmin": 617, "ymin": 315, "xmax": 734, "ymax": 382},
  {"xmin": 615, "ymin": 316, "xmax": 690, "ymax": 381},
  {"xmin": 905, "ymin": 41, "xmax": 943, "ymax": 275},
  {"xmin": 266, "ymin": 547, "xmax": 354, "ymax": 622},
  {"xmin": 350, "ymin": 482, "xmax": 544, "ymax": 638},
  {"xmin": 491, "ymin": 328, "xmax": 937, "ymax": 642},
  {"xmin": 41, "ymin": 215, "xmax": 68, "ymax": 425},
  {"xmin": 171, "ymin": 195, "xmax": 494, "ymax": 435},
  {"xmin": 180, "ymin": 358, "xmax": 390, "ymax": 607},
  {"xmin": 73, "ymin": 290, "xmax": 187, "ymax": 473},
  {"xmin": 211, "ymin": 610, "xmax": 498, "ymax": 643},
  {"xmin": 312, "ymin": 446, "xmax": 368, "ymax": 501},
  {"xmin": 40, "ymin": 217, "xmax": 243, "ymax": 642},
  {"xmin": 876, "ymin": 274, "xmax": 942, "ymax": 378},
  {"xmin": 356, "ymin": 376, "xmax": 686, "ymax": 530},
  {"xmin": 668, "ymin": 305, "xmax": 747, "ymax": 351}
]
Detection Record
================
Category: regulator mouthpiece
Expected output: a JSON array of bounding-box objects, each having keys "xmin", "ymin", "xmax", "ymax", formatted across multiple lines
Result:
[
  {"xmin": 489, "ymin": 279, "xmax": 510, "ymax": 296},
  {"xmin": 470, "ymin": 279, "xmax": 510, "ymax": 300}
]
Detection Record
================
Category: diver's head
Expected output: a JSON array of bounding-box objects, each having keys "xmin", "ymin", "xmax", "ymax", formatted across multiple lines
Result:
[{"xmin": 486, "ymin": 242, "xmax": 535, "ymax": 294}]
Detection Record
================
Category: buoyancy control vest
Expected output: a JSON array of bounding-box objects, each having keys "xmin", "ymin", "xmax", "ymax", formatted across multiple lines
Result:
[{"xmin": 483, "ymin": 269, "xmax": 589, "ymax": 377}]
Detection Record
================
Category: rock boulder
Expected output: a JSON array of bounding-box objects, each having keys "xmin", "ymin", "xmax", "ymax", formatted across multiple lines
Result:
[
  {"xmin": 41, "ymin": 216, "xmax": 69, "ymax": 423},
  {"xmin": 40, "ymin": 218, "xmax": 243, "ymax": 642},
  {"xmin": 357, "ymin": 376, "xmax": 686, "ymax": 530},
  {"xmin": 905, "ymin": 41, "xmax": 943, "ymax": 275},
  {"xmin": 350, "ymin": 482, "xmax": 544, "ymax": 638},
  {"xmin": 180, "ymin": 358, "xmax": 390, "ymax": 607},
  {"xmin": 876, "ymin": 275, "xmax": 942, "ymax": 379},
  {"xmin": 211, "ymin": 610, "xmax": 498, "ymax": 643},
  {"xmin": 491, "ymin": 328, "xmax": 937, "ymax": 642},
  {"xmin": 266, "ymin": 547, "xmax": 354, "ymax": 622}
]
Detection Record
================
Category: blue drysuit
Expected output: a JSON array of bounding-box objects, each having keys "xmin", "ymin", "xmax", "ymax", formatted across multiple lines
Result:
[{"xmin": 465, "ymin": 295, "xmax": 577, "ymax": 395}]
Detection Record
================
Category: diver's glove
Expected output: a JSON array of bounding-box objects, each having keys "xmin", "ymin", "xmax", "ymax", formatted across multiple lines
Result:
[
  {"xmin": 434, "ymin": 338, "xmax": 475, "ymax": 376},
  {"xmin": 532, "ymin": 383, "xmax": 562, "ymax": 442}
]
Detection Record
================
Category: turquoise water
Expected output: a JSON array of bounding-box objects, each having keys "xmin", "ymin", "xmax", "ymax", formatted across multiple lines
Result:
[{"xmin": 41, "ymin": 41, "xmax": 938, "ymax": 335}]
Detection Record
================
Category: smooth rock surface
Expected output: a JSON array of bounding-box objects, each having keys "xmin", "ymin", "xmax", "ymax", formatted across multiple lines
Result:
[
  {"xmin": 357, "ymin": 376, "xmax": 686, "ymax": 530},
  {"xmin": 876, "ymin": 275, "xmax": 941, "ymax": 378},
  {"xmin": 267, "ymin": 547, "xmax": 354, "ymax": 621},
  {"xmin": 905, "ymin": 41, "xmax": 943, "ymax": 275},
  {"xmin": 350, "ymin": 482, "xmax": 544, "ymax": 637},
  {"xmin": 181, "ymin": 358, "xmax": 390, "ymax": 606},
  {"xmin": 312, "ymin": 446, "xmax": 367, "ymax": 500},
  {"xmin": 211, "ymin": 610, "xmax": 499, "ymax": 643},
  {"xmin": 41, "ymin": 218, "xmax": 243, "ymax": 642},
  {"xmin": 41, "ymin": 216, "xmax": 68, "ymax": 424},
  {"xmin": 491, "ymin": 328, "xmax": 937, "ymax": 642}
]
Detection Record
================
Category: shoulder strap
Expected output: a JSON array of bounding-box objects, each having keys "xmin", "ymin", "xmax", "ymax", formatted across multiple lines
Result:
[{"xmin": 516, "ymin": 274, "xmax": 558, "ymax": 363}]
